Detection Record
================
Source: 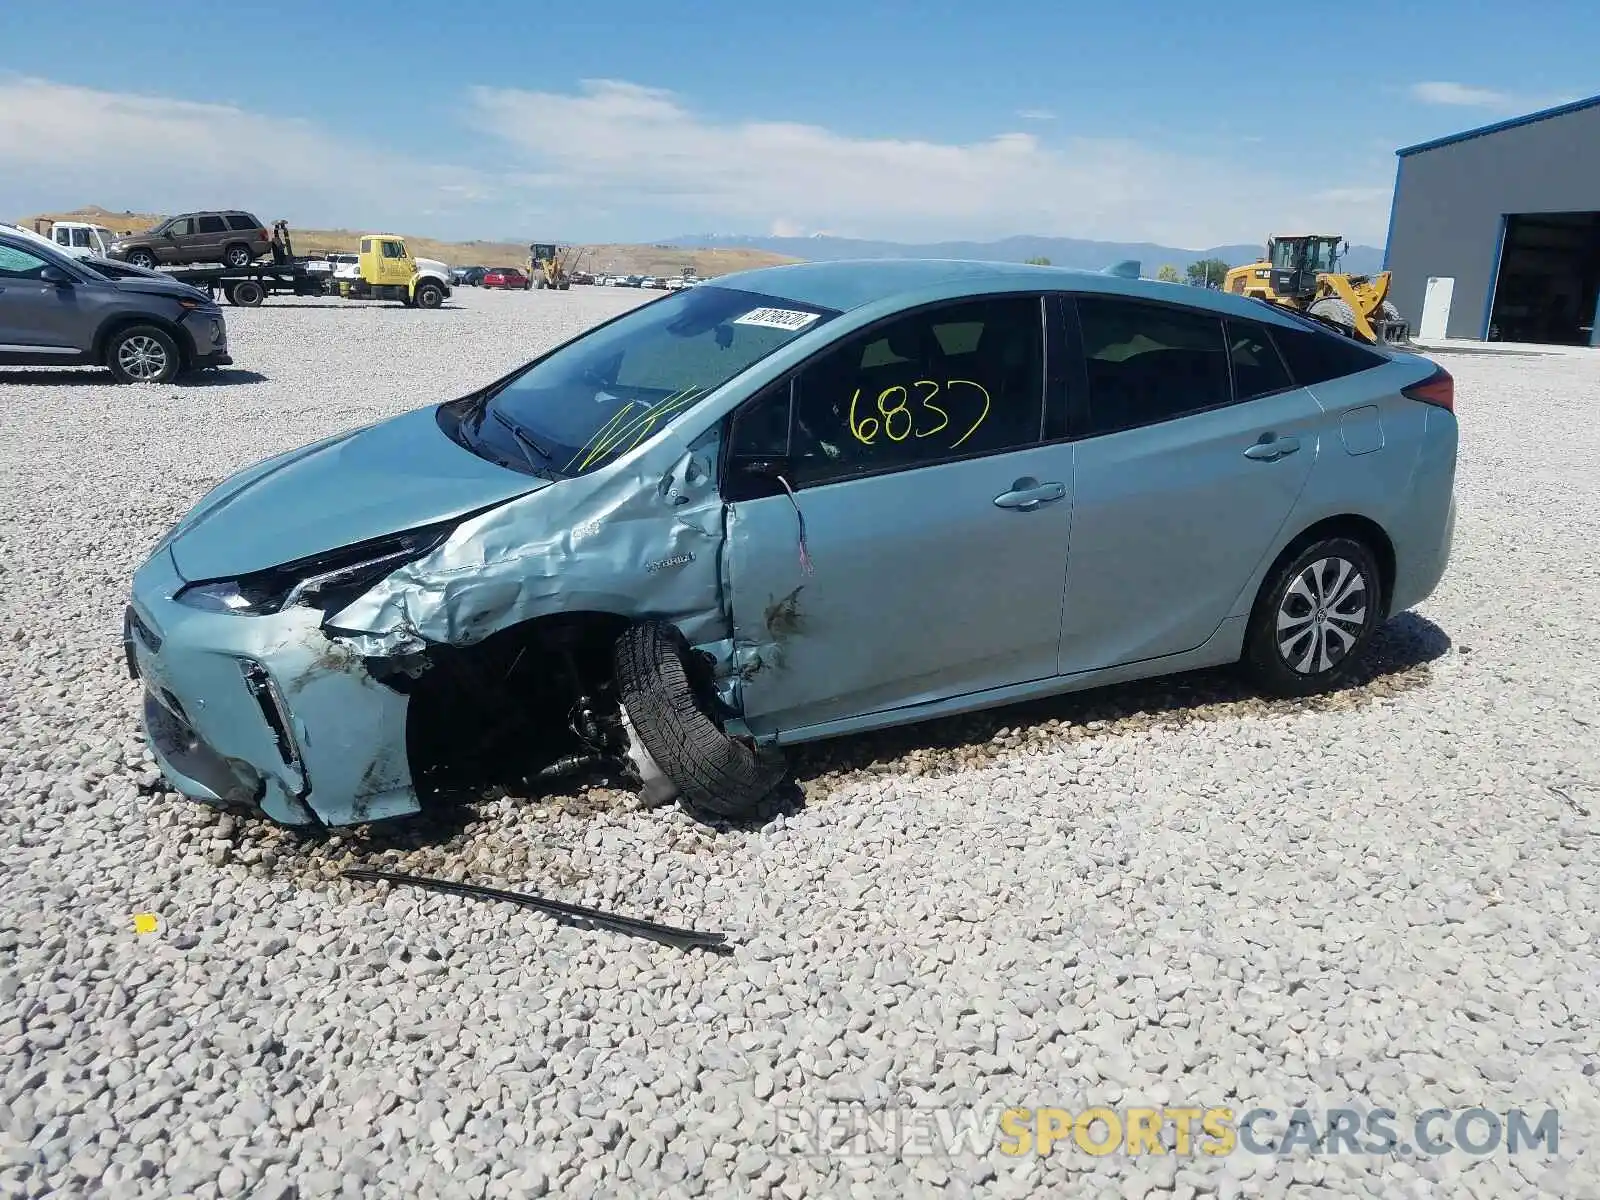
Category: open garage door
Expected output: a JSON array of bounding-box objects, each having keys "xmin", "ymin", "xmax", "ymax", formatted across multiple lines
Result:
[{"xmin": 1487, "ymin": 211, "xmax": 1600, "ymax": 345}]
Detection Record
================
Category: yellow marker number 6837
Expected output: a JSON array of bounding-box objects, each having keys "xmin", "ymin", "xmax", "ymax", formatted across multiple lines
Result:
[{"xmin": 847, "ymin": 379, "xmax": 990, "ymax": 450}]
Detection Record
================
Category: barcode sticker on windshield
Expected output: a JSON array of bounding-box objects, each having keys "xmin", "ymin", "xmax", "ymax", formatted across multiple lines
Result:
[{"xmin": 733, "ymin": 307, "xmax": 821, "ymax": 331}]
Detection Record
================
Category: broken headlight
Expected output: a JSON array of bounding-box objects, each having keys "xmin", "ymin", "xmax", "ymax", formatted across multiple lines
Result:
[{"xmin": 175, "ymin": 522, "xmax": 456, "ymax": 617}]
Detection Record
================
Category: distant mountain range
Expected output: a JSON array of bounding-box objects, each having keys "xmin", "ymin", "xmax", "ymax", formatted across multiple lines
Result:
[{"xmin": 663, "ymin": 232, "xmax": 1386, "ymax": 277}]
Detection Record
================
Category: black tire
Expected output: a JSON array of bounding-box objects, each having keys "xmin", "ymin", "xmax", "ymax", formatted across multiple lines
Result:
[
  {"xmin": 1307, "ymin": 296, "xmax": 1356, "ymax": 334},
  {"xmin": 229, "ymin": 279, "xmax": 265, "ymax": 307},
  {"xmin": 414, "ymin": 281, "xmax": 444, "ymax": 309},
  {"xmin": 105, "ymin": 325, "xmax": 182, "ymax": 385},
  {"xmin": 126, "ymin": 248, "xmax": 157, "ymax": 270},
  {"xmin": 1242, "ymin": 536, "xmax": 1383, "ymax": 698},
  {"xmin": 222, "ymin": 243, "xmax": 252, "ymax": 269},
  {"xmin": 613, "ymin": 620, "xmax": 787, "ymax": 818}
]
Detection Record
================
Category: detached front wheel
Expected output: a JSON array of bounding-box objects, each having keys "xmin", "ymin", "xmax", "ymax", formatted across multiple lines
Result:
[{"xmin": 612, "ymin": 620, "xmax": 787, "ymax": 819}]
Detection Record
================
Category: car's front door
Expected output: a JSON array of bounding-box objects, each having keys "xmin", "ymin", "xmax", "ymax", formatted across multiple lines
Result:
[
  {"xmin": 157, "ymin": 217, "xmax": 192, "ymax": 263},
  {"xmin": 722, "ymin": 294, "xmax": 1076, "ymax": 738},
  {"xmin": 0, "ymin": 241, "xmax": 85, "ymax": 358},
  {"xmin": 1056, "ymin": 298, "xmax": 1323, "ymax": 674}
]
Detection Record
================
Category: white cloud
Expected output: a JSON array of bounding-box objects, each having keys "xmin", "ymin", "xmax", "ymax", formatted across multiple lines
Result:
[
  {"xmin": 0, "ymin": 73, "xmax": 1397, "ymax": 249},
  {"xmin": 1016, "ymin": 108, "xmax": 1057, "ymax": 121},
  {"xmin": 1409, "ymin": 81, "xmax": 1523, "ymax": 109},
  {"xmin": 0, "ymin": 75, "xmax": 497, "ymax": 232},
  {"xmin": 468, "ymin": 80, "xmax": 1394, "ymax": 245}
]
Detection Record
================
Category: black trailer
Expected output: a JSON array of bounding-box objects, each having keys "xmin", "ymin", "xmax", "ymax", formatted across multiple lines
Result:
[
  {"xmin": 160, "ymin": 222, "xmax": 331, "ymax": 307},
  {"xmin": 163, "ymin": 262, "xmax": 331, "ymax": 307}
]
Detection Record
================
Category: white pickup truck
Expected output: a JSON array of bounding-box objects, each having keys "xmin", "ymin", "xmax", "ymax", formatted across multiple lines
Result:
[{"xmin": 5, "ymin": 220, "xmax": 119, "ymax": 259}]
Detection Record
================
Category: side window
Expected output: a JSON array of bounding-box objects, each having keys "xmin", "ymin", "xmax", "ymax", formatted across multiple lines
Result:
[
  {"xmin": 1076, "ymin": 298, "xmax": 1230, "ymax": 435},
  {"xmin": 1227, "ymin": 319, "xmax": 1294, "ymax": 400},
  {"xmin": 382, "ymin": 241, "xmax": 407, "ymax": 259},
  {"xmin": 784, "ymin": 296, "xmax": 1045, "ymax": 488},
  {"xmin": 1270, "ymin": 321, "xmax": 1388, "ymax": 385},
  {"xmin": 164, "ymin": 218, "xmax": 193, "ymax": 236},
  {"xmin": 196, "ymin": 215, "xmax": 227, "ymax": 234},
  {"xmin": 360, "ymin": 238, "xmax": 373, "ymax": 254},
  {"xmin": 728, "ymin": 381, "xmax": 792, "ymax": 459},
  {"xmin": 0, "ymin": 244, "xmax": 51, "ymax": 280},
  {"xmin": 53, "ymin": 228, "xmax": 71, "ymax": 246},
  {"xmin": 227, "ymin": 214, "xmax": 259, "ymax": 231},
  {"xmin": 71, "ymin": 228, "xmax": 93, "ymax": 248}
]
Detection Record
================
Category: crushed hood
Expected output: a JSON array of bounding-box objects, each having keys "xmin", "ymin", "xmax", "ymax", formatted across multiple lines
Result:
[{"xmin": 167, "ymin": 406, "xmax": 549, "ymax": 581}]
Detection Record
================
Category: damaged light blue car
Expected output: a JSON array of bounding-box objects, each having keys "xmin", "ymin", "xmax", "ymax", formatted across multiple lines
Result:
[{"xmin": 124, "ymin": 259, "xmax": 1458, "ymax": 827}]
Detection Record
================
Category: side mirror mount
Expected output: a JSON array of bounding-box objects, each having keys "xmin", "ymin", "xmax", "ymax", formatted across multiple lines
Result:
[
  {"xmin": 727, "ymin": 454, "xmax": 793, "ymax": 500},
  {"xmin": 737, "ymin": 455, "xmax": 791, "ymax": 481},
  {"xmin": 40, "ymin": 266, "xmax": 72, "ymax": 286}
]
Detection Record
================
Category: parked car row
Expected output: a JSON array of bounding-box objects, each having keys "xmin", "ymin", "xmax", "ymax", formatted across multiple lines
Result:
[{"xmin": 448, "ymin": 264, "xmax": 702, "ymax": 291}]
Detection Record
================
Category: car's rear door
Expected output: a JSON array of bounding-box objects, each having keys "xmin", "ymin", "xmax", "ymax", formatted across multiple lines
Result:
[
  {"xmin": 722, "ymin": 293, "xmax": 1077, "ymax": 738},
  {"xmin": 1056, "ymin": 295, "xmax": 1324, "ymax": 674},
  {"xmin": 193, "ymin": 214, "xmax": 228, "ymax": 263}
]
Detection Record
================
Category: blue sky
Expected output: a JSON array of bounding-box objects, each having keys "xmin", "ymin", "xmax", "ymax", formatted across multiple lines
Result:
[{"xmin": 2, "ymin": 0, "xmax": 1593, "ymax": 248}]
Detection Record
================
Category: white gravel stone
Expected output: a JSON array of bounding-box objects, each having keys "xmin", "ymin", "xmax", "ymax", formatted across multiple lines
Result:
[{"xmin": 1, "ymin": 288, "xmax": 1597, "ymax": 1198}]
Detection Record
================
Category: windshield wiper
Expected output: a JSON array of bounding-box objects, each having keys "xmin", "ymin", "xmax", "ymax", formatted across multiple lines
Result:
[{"xmin": 490, "ymin": 407, "xmax": 560, "ymax": 476}]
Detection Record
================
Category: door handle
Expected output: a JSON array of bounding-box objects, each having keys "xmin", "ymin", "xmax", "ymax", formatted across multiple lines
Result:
[
  {"xmin": 994, "ymin": 478, "xmax": 1067, "ymax": 512},
  {"xmin": 1244, "ymin": 435, "xmax": 1300, "ymax": 461}
]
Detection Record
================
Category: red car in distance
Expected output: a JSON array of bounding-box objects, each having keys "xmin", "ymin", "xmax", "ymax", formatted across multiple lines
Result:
[{"xmin": 482, "ymin": 266, "xmax": 531, "ymax": 290}]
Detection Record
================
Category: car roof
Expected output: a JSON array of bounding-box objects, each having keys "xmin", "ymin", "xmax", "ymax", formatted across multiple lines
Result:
[{"xmin": 705, "ymin": 257, "xmax": 1333, "ymax": 328}]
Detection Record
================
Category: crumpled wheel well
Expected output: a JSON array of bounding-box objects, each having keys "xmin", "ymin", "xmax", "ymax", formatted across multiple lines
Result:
[{"xmin": 401, "ymin": 610, "xmax": 639, "ymax": 802}]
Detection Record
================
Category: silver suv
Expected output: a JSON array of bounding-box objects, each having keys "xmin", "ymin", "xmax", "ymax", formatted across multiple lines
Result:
[
  {"xmin": 106, "ymin": 210, "xmax": 271, "ymax": 270},
  {"xmin": 0, "ymin": 230, "xmax": 232, "ymax": 384}
]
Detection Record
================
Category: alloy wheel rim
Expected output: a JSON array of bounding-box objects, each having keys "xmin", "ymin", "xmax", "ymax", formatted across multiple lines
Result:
[
  {"xmin": 1276, "ymin": 556, "xmax": 1368, "ymax": 675},
  {"xmin": 118, "ymin": 335, "xmax": 168, "ymax": 381}
]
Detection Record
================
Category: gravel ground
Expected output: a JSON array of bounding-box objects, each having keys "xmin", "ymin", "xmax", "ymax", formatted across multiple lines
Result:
[{"xmin": 2, "ymin": 286, "xmax": 1597, "ymax": 1200}]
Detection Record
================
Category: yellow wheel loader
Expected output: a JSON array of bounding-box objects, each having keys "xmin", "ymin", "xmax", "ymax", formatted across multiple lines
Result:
[
  {"xmin": 1223, "ymin": 234, "xmax": 1409, "ymax": 345},
  {"xmin": 527, "ymin": 243, "xmax": 577, "ymax": 290}
]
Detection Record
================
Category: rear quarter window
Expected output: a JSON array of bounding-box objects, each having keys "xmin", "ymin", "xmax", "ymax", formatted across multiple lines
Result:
[
  {"xmin": 227, "ymin": 214, "xmax": 261, "ymax": 231},
  {"xmin": 1268, "ymin": 321, "xmax": 1389, "ymax": 386}
]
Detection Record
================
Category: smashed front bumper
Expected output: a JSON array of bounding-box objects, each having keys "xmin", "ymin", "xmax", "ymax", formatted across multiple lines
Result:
[{"xmin": 125, "ymin": 547, "xmax": 420, "ymax": 827}]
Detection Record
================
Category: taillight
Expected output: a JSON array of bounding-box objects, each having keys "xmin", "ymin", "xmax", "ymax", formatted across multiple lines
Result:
[{"xmin": 1402, "ymin": 365, "xmax": 1454, "ymax": 413}]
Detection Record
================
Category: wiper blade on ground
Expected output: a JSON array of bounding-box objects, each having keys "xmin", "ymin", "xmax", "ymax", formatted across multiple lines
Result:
[{"xmin": 343, "ymin": 867, "xmax": 733, "ymax": 953}]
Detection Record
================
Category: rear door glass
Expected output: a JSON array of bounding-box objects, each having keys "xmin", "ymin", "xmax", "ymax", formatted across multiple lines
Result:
[
  {"xmin": 1075, "ymin": 297, "xmax": 1231, "ymax": 435},
  {"xmin": 1226, "ymin": 319, "xmax": 1294, "ymax": 400}
]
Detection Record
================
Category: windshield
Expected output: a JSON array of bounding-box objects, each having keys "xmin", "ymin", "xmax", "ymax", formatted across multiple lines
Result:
[{"xmin": 465, "ymin": 284, "xmax": 837, "ymax": 478}]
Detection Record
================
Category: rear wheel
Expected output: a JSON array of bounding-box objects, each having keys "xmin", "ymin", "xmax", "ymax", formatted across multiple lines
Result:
[
  {"xmin": 612, "ymin": 620, "xmax": 787, "ymax": 819},
  {"xmin": 105, "ymin": 325, "xmax": 181, "ymax": 385},
  {"xmin": 222, "ymin": 243, "xmax": 252, "ymax": 269},
  {"xmin": 1242, "ymin": 536, "xmax": 1383, "ymax": 698},
  {"xmin": 228, "ymin": 279, "xmax": 265, "ymax": 307}
]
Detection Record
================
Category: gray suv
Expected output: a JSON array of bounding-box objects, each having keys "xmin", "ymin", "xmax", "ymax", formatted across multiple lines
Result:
[
  {"xmin": 107, "ymin": 210, "xmax": 271, "ymax": 270},
  {"xmin": 0, "ymin": 230, "xmax": 232, "ymax": 383}
]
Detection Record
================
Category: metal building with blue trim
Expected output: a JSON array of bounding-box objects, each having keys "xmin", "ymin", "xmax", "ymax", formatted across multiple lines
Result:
[{"xmin": 1383, "ymin": 93, "xmax": 1600, "ymax": 346}]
